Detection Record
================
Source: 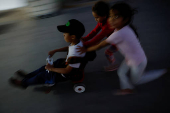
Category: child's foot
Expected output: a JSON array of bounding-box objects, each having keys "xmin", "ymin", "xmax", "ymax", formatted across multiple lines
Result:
[
  {"xmin": 104, "ymin": 64, "xmax": 119, "ymax": 71},
  {"xmin": 9, "ymin": 78, "xmax": 27, "ymax": 89},
  {"xmin": 15, "ymin": 70, "xmax": 27, "ymax": 77},
  {"xmin": 113, "ymin": 89, "xmax": 134, "ymax": 95}
]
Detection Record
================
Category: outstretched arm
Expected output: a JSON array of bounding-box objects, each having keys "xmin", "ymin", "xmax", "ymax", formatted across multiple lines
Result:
[
  {"xmin": 83, "ymin": 28, "xmax": 113, "ymax": 47},
  {"xmin": 77, "ymin": 40, "xmax": 110, "ymax": 54},
  {"xmin": 87, "ymin": 40, "xmax": 110, "ymax": 51},
  {"xmin": 82, "ymin": 23, "xmax": 101, "ymax": 41}
]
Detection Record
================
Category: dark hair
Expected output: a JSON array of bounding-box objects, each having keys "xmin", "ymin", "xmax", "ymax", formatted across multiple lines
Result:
[
  {"xmin": 92, "ymin": 1, "xmax": 110, "ymax": 18},
  {"xmin": 110, "ymin": 2, "xmax": 139, "ymax": 38}
]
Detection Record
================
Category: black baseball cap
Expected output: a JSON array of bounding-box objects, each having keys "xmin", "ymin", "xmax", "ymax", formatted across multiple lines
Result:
[{"xmin": 57, "ymin": 19, "xmax": 85, "ymax": 39}]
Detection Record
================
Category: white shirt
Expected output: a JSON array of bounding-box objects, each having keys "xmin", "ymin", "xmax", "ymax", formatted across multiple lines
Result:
[
  {"xmin": 66, "ymin": 41, "xmax": 86, "ymax": 68},
  {"xmin": 106, "ymin": 25, "xmax": 147, "ymax": 66}
]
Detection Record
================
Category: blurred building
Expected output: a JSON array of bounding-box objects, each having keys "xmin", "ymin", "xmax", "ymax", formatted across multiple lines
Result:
[
  {"xmin": 0, "ymin": 0, "xmax": 111, "ymax": 34},
  {"xmin": 0, "ymin": 0, "xmax": 63, "ymax": 34}
]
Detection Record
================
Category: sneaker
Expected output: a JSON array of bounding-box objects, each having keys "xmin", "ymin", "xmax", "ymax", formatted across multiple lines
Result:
[
  {"xmin": 9, "ymin": 78, "xmax": 27, "ymax": 89},
  {"xmin": 104, "ymin": 64, "xmax": 119, "ymax": 71}
]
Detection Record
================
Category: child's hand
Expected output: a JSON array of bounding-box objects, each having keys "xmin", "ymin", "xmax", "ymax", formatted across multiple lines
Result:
[
  {"xmin": 48, "ymin": 51, "xmax": 55, "ymax": 57},
  {"xmin": 77, "ymin": 46, "xmax": 87, "ymax": 54},
  {"xmin": 45, "ymin": 64, "xmax": 54, "ymax": 71}
]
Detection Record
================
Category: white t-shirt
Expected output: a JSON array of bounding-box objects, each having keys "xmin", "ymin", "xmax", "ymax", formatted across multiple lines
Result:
[
  {"xmin": 66, "ymin": 41, "xmax": 86, "ymax": 68},
  {"xmin": 106, "ymin": 25, "xmax": 147, "ymax": 66}
]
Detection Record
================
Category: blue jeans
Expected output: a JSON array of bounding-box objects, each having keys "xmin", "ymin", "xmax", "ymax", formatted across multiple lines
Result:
[{"xmin": 22, "ymin": 58, "xmax": 67, "ymax": 87}]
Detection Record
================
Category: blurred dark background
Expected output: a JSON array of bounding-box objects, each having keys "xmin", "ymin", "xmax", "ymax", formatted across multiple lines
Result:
[{"xmin": 0, "ymin": 0, "xmax": 170, "ymax": 113}]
